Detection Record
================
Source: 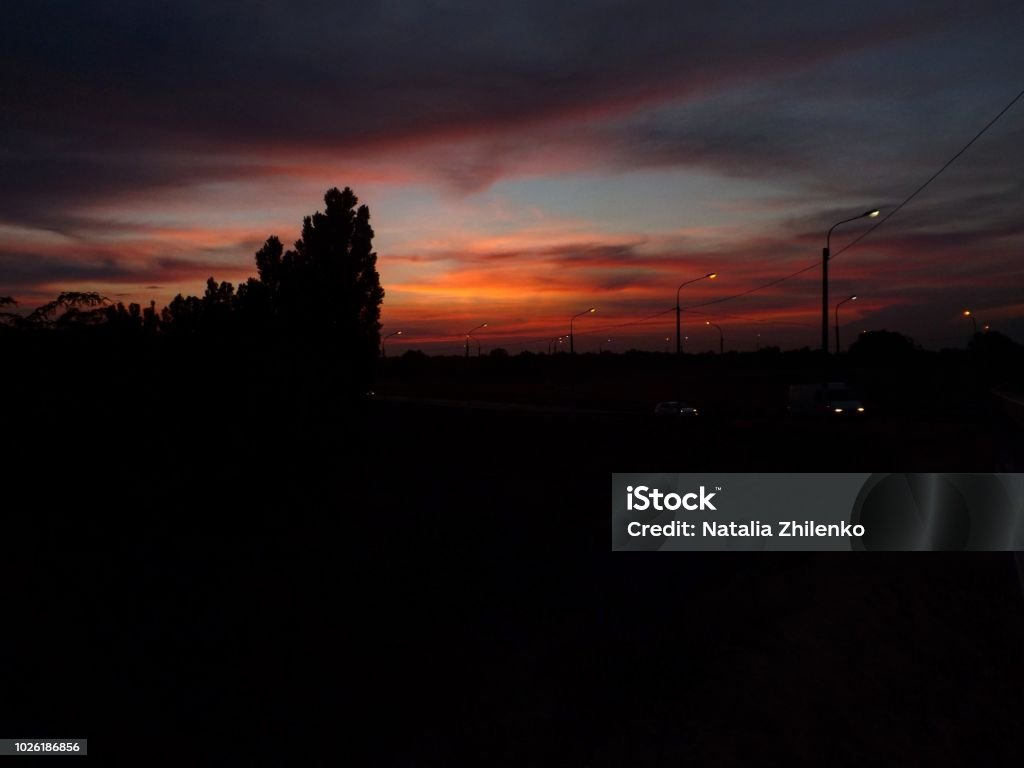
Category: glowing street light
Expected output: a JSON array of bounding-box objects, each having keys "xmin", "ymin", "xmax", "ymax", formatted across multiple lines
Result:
[
  {"xmin": 465, "ymin": 323, "xmax": 488, "ymax": 358},
  {"xmin": 569, "ymin": 308, "xmax": 596, "ymax": 354},
  {"xmin": 676, "ymin": 273, "xmax": 717, "ymax": 355},
  {"xmin": 963, "ymin": 309, "xmax": 977, "ymax": 335},
  {"xmin": 823, "ymin": 210, "xmax": 878, "ymax": 354},
  {"xmin": 381, "ymin": 330, "xmax": 402, "ymax": 357},
  {"xmin": 705, "ymin": 321, "xmax": 724, "ymax": 355},
  {"xmin": 834, "ymin": 295, "xmax": 858, "ymax": 354}
]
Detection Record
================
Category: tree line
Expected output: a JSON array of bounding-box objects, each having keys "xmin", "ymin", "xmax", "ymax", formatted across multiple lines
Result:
[{"xmin": 1, "ymin": 187, "xmax": 384, "ymax": 393}]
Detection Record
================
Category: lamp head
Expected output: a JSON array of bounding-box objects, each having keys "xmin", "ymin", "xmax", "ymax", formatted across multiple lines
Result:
[
  {"xmin": 707, "ymin": 272, "xmax": 718, "ymax": 279},
  {"xmin": 865, "ymin": 209, "xmax": 880, "ymax": 218}
]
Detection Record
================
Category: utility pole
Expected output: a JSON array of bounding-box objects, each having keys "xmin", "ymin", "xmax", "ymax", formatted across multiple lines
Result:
[{"xmin": 821, "ymin": 244, "xmax": 829, "ymax": 355}]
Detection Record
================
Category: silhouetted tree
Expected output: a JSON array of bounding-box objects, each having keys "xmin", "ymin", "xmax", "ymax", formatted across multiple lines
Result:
[
  {"xmin": 254, "ymin": 236, "xmax": 284, "ymax": 295},
  {"xmin": 162, "ymin": 293, "xmax": 204, "ymax": 336},
  {"xmin": 968, "ymin": 330, "xmax": 1023, "ymax": 383},
  {"xmin": 968, "ymin": 329, "xmax": 1019, "ymax": 356},
  {"xmin": 143, "ymin": 301, "xmax": 159, "ymax": 335},
  {"xmin": 27, "ymin": 292, "xmax": 108, "ymax": 328},
  {"xmin": 103, "ymin": 302, "xmax": 141, "ymax": 334},
  {"xmin": 98, "ymin": 300, "xmax": 159, "ymax": 338},
  {"xmin": 201, "ymin": 277, "xmax": 236, "ymax": 335},
  {"xmin": 0, "ymin": 296, "xmax": 17, "ymax": 326},
  {"xmin": 848, "ymin": 330, "xmax": 917, "ymax": 363},
  {"xmin": 252, "ymin": 187, "xmax": 384, "ymax": 392},
  {"xmin": 234, "ymin": 278, "xmax": 274, "ymax": 335}
]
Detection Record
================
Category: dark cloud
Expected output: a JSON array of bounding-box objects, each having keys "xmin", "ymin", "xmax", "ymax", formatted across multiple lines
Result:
[
  {"xmin": 0, "ymin": 250, "xmax": 131, "ymax": 288},
  {"xmin": 3, "ymin": 0, "xmax": 1010, "ymax": 220},
  {"xmin": 0, "ymin": 248, "xmax": 253, "ymax": 291}
]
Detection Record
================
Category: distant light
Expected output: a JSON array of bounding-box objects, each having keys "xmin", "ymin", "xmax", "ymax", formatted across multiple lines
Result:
[
  {"xmin": 834, "ymin": 408, "xmax": 844, "ymax": 413},
  {"xmin": 589, "ymin": 308, "xmax": 596, "ymax": 313},
  {"xmin": 866, "ymin": 209, "xmax": 880, "ymax": 218},
  {"xmin": 396, "ymin": 330, "xmax": 403, "ymax": 335},
  {"xmin": 963, "ymin": 310, "xmax": 971, "ymax": 317},
  {"xmin": 707, "ymin": 273, "xmax": 718, "ymax": 279},
  {"xmin": 851, "ymin": 296, "xmax": 858, "ymax": 301},
  {"xmin": 482, "ymin": 323, "xmax": 488, "ymax": 327},
  {"xmin": 706, "ymin": 321, "xmax": 711, "ymax": 326},
  {"xmin": 857, "ymin": 407, "xmax": 865, "ymax": 413}
]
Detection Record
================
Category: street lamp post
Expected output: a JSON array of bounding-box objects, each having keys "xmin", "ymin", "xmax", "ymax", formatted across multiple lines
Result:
[
  {"xmin": 465, "ymin": 323, "xmax": 488, "ymax": 359},
  {"xmin": 706, "ymin": 321, "xmax": 723, "ymax": 355},
  {"xmin": 382, "ymin": 330, "xmax": 402, "ymax": 357},
  {"xmin": 834, "ymin": 295, "xmax": 857, "ymax": 354},
  {"xmin": 824, "ymin": 210, "xmax": 878, "ymax": 354},
  {"xmin": 963, "ymin": 310, "xmax": 977, "ymax": 335},
  {"xmin": 569, "ymin": 308, "xmax": 595, "ymax": 354},
  {"xmin": 676, "ymin": 273, "xmax": 717, "ymax": 355}
]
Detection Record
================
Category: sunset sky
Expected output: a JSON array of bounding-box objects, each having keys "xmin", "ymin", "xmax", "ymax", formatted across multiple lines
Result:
[{"xmin": 2, "ymin": 1, "xmax": 1022, "ymax": 352}]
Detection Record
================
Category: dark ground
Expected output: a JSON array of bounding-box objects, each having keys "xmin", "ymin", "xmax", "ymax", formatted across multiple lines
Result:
[{"xmin": 2, "ymin": 343, "xmax": 1024, "ymax": 763}]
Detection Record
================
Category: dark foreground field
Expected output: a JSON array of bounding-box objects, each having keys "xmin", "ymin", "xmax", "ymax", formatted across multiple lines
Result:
[{"xmin": 3, "ymin": 344, "xmax": 1024, "ymax": 763}]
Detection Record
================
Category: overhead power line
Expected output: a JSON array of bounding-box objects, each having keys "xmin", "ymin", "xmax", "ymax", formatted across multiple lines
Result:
[
  {"xmin": 684, "ymin": 87, "xmax": 1024, "ymax": 310},
  {"xmin": 831, "ymin": 87, "xmax": 1024, "ymax": 260}
]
